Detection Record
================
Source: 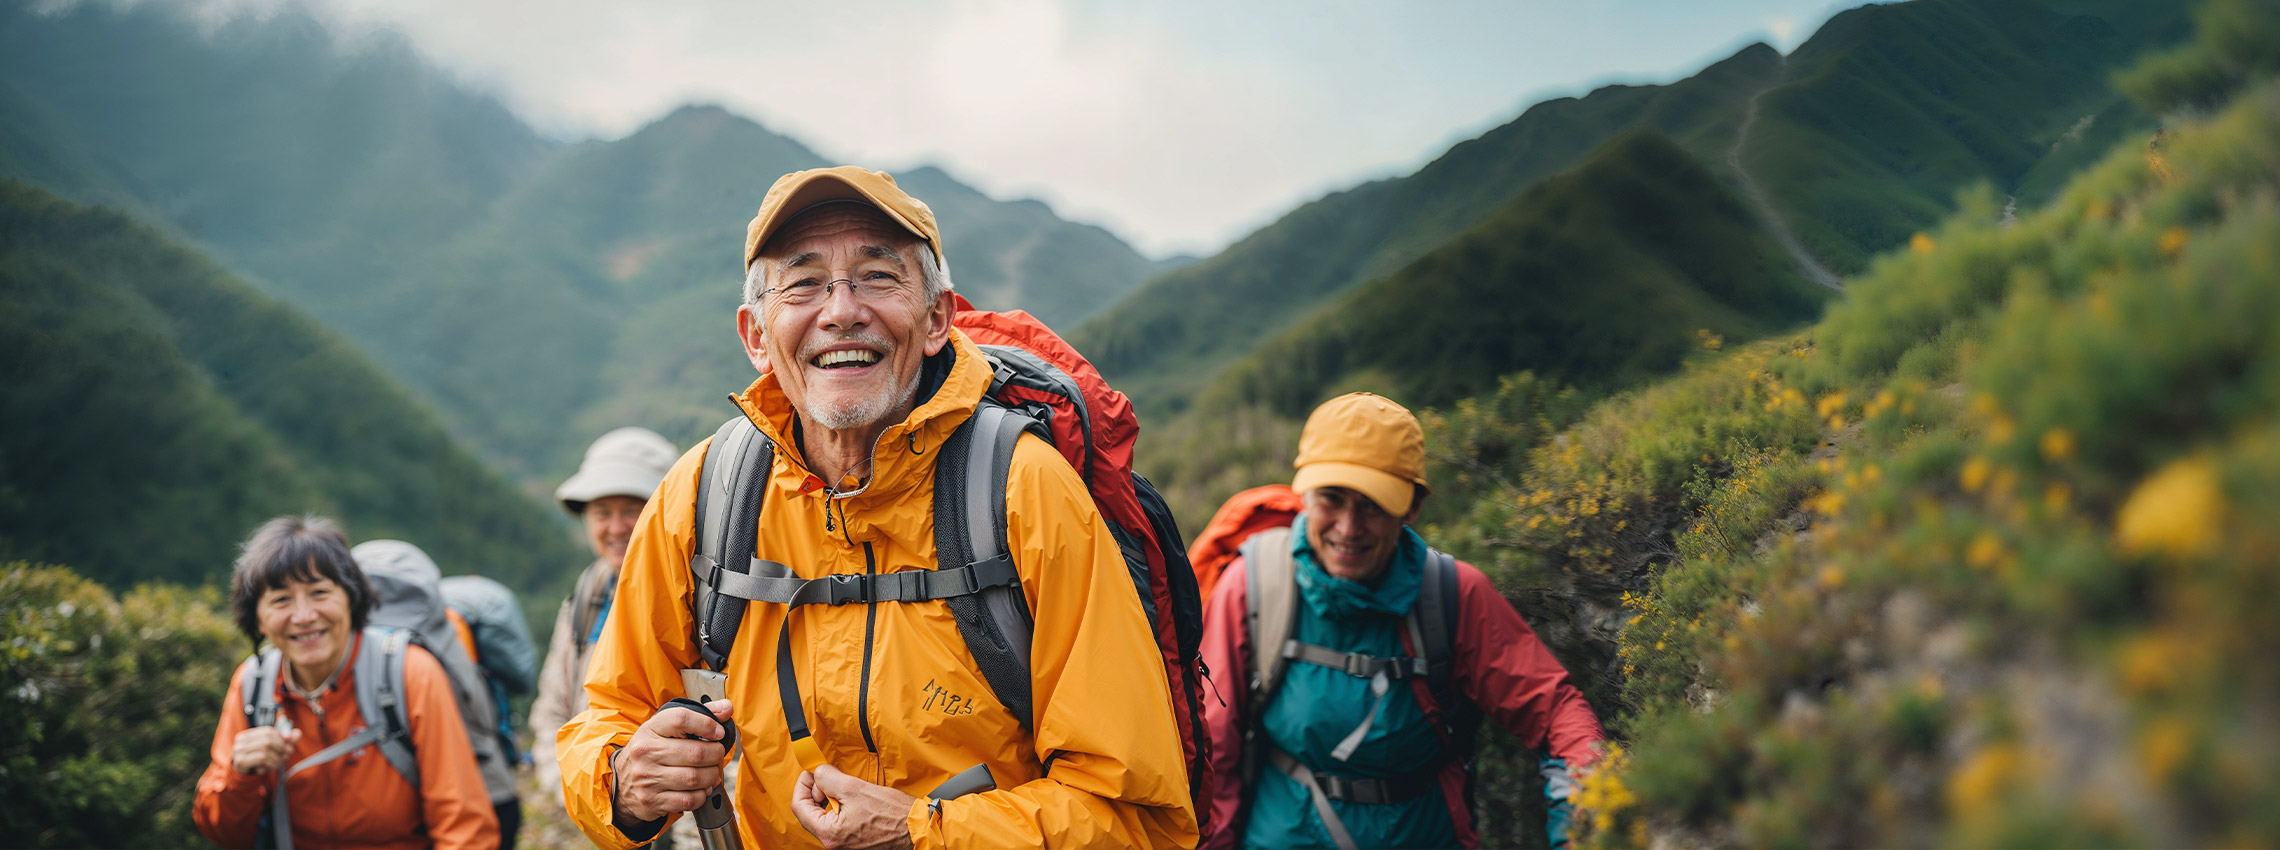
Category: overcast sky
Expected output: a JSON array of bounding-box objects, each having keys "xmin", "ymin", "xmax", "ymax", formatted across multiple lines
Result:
[{"xmin": 190, "ymin": 0, "xmax": 1853, "ymax": 257}]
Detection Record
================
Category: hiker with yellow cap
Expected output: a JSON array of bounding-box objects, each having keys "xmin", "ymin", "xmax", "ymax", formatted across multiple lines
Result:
[
  {"xmin": 556, "ymin": 167, "xmax": 1197, "ymax": 849},
  {"xmin": 1194, "ymin": 392, "xmax": 1606, "ymax": 849},
  {"xmin": 529, "ymin": 427, "xmax": 679, "ymax": 828}
]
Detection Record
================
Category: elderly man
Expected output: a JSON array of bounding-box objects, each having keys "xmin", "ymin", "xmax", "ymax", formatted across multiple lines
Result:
[
  {"xmin": 1199, "ymin": 393, "xmax": 1606, "ymax": 850},
  {"xmin": 557, "ymin": 166, "xmax": 1197, "ymax": 850}
]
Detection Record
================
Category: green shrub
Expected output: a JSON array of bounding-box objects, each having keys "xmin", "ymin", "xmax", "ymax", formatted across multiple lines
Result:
[{"xmin": 0, "ymin": 563, "xmax": 244, "ymax": 848}]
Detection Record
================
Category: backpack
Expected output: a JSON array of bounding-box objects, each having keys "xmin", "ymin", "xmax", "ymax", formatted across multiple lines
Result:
[
  {"xmin": 685, "ymin": 295, "xmax": 1213, "ymax": 819},
  {"xmin": 1232, "ymin": 522, "xmax": 1481, "ymax": 850},
  {"xmin": 1186, "ymin": 484, "xmax": 1305, "ymax": 604},
  {"xmin": 440, "ymin": 574, "xmax": 540, "ymax": 766}
]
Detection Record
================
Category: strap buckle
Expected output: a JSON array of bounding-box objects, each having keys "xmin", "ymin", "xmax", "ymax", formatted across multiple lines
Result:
[
  {"xmin": 1343, "ymin": 654, "xmax": 1378, "ymax": 678},
  {"xmin": 824, "ymin": 574, "xmax": 866, "ymax": 605}
]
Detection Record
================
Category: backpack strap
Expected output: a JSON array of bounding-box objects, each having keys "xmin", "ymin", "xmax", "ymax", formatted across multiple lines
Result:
[
  {"xmin": 240, "ymin": 649, "xmax": 283, "ymax": 729},
  {"xmin": 1278, "ymin": 641, "xmax": 1429, "ymax": 681},
  {"xmin": 1409, "ymin": 549, "xmax": 1473, "ymax": 744},
  {"xmin": 931, "ymin": 402, "xmax": 1039, "ymax": 730},
  {"xmin": 1240, "ymin": 527, "xmax": 1300, "ymax": 714},
  {"xmin": 690, "ymin": 415, "xmax": 774, "ymax": 672},
  {"xmin": 1237, "ymin": 526, "xmax": 1299, "ymax": 793},
  {"xmin": 356, "ymin": 626, "xmax": 422, "ymax": 790}
]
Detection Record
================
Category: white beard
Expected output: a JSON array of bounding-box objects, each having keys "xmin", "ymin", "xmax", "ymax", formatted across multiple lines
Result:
[{"xmin": 806, "ymin": 364, "xmax": 922, "ymax": 432}]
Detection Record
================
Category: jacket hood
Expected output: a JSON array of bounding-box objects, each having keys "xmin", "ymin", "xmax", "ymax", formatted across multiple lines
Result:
[{"xmin": 730, "ymin": 327, "xmax": 989, "ymax": 503}]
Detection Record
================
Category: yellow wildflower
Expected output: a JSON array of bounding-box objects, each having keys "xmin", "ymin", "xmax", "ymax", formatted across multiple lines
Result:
[
  {"xmin": 2139, "ymin": 715, "xmax": 2194, "ymax": 782},
  {"xmin": 2040, "ymin": 428, "xmax": 2075, "ymax": 463},
  {"xmin": 1818, "ymin": 565, "xmax": 1845, "ymax": 589},
  {"xmin": 1910, "ymin": 232, "xmax": 1937, "ymax": 254},
  {"xmin": 2116, "ymin": 455, "xmax": 2223, "ymax": 561},
  {"xmin": 1816, "ymin": 392, "xmax": 1848, "ymax": 418},
  {"xmin": 1946, "ymin": 743, "xmax": 2024, "ymax": 821},
  {"xmin": 1960, "ymin": 457, "xmax": 1991, "ymax": 493},
  {"xmin": 1966, "ymin": 532, "xmax": 2006, "ymax": 570},
  {"xmin": 2158, "ymin": 226, "xmax": 2188, "ymax": 259}
]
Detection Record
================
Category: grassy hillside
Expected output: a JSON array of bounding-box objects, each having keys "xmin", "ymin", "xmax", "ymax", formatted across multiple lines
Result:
[
  {"xmin": 0, "ymin": 179, "xmax": 582, "ymax": 601},
  {"xmin": 1076, "ymin": 0, "xmax": 2186, "ymax": 416},
  {"xmin": 1409, "ymin": 4, "xmax": 2280, "ymax": 843},
  {"xmin": 1200, "ymin": 129, "xmax": 1827, "ymax": 419}
]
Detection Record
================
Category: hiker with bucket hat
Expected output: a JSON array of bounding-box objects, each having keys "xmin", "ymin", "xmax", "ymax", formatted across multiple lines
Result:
[
  {"xmin": 531, "ymin": 426, "xmax": 679, "ymax": 812},
  {"xmin": 194, "ymin": 515, "xmax": 499, "ymax": 850},
  {"xmin": 1196, "ymin": 393, "xmax": 1607, "ymax": 849}
]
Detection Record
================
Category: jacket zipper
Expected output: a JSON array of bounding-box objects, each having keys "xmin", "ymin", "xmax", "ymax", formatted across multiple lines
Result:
[{"xmin": 857, "ymin": 541, "xmax": 880, "ymax": 754}]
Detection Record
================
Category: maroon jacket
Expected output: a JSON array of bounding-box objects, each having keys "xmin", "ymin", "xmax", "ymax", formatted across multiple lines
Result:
[{"xmin": 1199, "ymin": 553, "xmax": 1606, "ymax": 849}]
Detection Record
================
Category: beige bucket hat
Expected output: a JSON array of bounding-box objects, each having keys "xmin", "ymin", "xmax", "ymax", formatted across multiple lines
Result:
[{"xmin": 555, "ymin": 427, "xmax": 678, "ymax": 515}]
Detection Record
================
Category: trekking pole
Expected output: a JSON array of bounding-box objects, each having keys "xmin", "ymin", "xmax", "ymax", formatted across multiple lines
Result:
[{"xmin": 660, "ymin": 696, "xmax": 742, "ymax": 850}]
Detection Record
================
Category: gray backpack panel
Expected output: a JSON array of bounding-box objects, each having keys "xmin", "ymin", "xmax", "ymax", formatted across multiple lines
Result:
[{"xmin": 352, "ymin": 539, "xmax": 516, "ymax": 804}]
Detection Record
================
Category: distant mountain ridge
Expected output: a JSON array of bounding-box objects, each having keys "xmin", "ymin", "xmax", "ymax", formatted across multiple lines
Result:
[
  {"xmin": 0, "ymin": 0, "xmax": 1165, "ymax": 483},
  {"xmin": 1199, "ymin": 128, "xmax": 1831, "ymax": 418},
  {"xmin": 1076, "ymin": 0, "xmax": 2189, "ymax": 415}
]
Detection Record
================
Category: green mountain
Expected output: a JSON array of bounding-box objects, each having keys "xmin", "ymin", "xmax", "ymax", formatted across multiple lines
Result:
[
  {"xmin": 0, "ymin": 0, "xmax": 1165, "ymax": 486},
  {"xmin": 1199, "ymin": 128, "xmax": 1829, "ymax": 418},
  {"xmin": 1076, "ymin": 0, "xmax": 2188, "ymax": 415},
  {"xmin": 0, "ymin": 178, "xmax": 581, "ymax": 597}
]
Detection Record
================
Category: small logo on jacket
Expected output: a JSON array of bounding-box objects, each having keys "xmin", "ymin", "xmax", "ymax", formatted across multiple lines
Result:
[{"xmin": 920, "ymin": 678, "xmax": 978, "ymax": 716}]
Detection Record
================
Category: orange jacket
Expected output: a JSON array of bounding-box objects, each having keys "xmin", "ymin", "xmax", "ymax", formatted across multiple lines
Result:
[
  {"xmin": 558, "ymin": 330, "xmax": 1198, "ymax": 849},
  {"xmin": 194, "ymin": 633, "xmax": 501, "ymax": 850}
]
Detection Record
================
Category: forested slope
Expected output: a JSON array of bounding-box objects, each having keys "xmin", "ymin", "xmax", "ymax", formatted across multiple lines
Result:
[
  {"xmin": 1199, "ymin": 129, "xmax": 1828, "ymax": 419},
  {"xmin": 0, "ymin": 179, "xmax": 580, "ymax": 595}
]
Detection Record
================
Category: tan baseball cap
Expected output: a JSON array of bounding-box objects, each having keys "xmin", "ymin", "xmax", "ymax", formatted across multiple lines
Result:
[
  {"xmin": 1291, "ymin": 393, "xmax": 1431, "ymax": 517},
  {"xmin": 743, "ymin": 166, "xmax": 944, "ymax": 272}
]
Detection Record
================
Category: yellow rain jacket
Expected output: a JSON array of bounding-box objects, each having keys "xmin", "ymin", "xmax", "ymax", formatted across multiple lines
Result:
[{"xmin": 559, "ymin": 330, "xmax": 1199, "ymax": 849}]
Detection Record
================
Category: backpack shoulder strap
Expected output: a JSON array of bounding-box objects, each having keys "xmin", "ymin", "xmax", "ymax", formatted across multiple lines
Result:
[
  {"xmin": 1407, "ymin": 548, "xmax": 1474, "ymax": 742},
  {"xmin": 352, "ymin": 626, "xmax": 422, "ymax": 790},
  {"xmin": 690, "ymin": 415, "xmax": 775, "ymax": 672},
  {"xmin": 1241, "ymin": 527, "xmax": 1301, "ymax": 712},
  {"xmin": 933, "ymin": 402, "xmax": 1039, "ymax": 729},
  {"xmin": 240, "ymin": 649, "xmax": 283, "ymax": 728}
]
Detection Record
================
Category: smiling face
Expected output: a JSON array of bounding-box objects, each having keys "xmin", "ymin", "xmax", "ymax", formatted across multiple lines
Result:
[
  {"xmin": 1301, "ymin": 485, "xmax": 1422, "ymax": 583},
  {"xmin": 737, "ymin": 203, "xmax": 952, "ymax": 438},
  {"xmin": 255, "ymin": 574, "xmax": 355, "ymax": 688},
  {"xmin": 583, "ymin": 494, "xmax": 644, "ymax": 568}
]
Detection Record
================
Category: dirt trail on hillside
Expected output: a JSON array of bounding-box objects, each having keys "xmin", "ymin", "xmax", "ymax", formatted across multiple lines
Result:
[{"xmin": 1728, "ymin": 58, "xmax": 1845, "ymax": 291}]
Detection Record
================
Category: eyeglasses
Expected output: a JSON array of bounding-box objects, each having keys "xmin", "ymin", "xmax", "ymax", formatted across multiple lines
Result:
[{"xmin": 757, "ymin": 271, "xmax": 915, "ymax": 308}]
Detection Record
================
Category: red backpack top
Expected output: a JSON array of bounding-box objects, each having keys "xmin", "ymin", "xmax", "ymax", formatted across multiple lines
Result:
[{"xmin": 1186, "ymin": 484, "xmax": 1304, "ymax": 603}]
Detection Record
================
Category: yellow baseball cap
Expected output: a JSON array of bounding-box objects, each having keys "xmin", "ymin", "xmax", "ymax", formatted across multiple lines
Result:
[
  {"xmin": 1291, "ymin": 392, "xmax": 1430, "ymax": 517},
  {"xmin": 743, "ymin": 166, "xmax": 945, "ymax": 272}
]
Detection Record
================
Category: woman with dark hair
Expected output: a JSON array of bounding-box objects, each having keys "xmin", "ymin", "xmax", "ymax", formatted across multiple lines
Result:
[{"xmin": 193, "ymin": 515, "xmax": 499, "ymax": 850}]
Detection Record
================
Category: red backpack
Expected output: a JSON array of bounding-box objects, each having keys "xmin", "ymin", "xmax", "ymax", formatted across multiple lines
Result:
[
  {"xmin": 686, "ymin": 294, "xmax": 1213, "ymax": 823},
  {"xmin": 1186, "ymin": 484, "xmax": 1304, "ymax": 603}
]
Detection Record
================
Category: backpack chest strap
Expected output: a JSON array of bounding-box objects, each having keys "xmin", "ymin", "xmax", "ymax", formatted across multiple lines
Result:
[
  {"xmin": 1281, "ymin": 639, "xmax": 1428, "ymax": 680},
  {"xmin": 711, "ymin": 555, "xmax": 1019, "ymax": 607}
]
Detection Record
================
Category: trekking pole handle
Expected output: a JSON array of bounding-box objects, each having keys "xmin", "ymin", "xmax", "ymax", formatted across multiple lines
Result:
[
  {"xmin": 928, "ymin": 762, "xmax": 997, "ymax": 800},
  {"xmin": 659, "ymin": 698, "xmax": 743, "ymax": 850}
]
